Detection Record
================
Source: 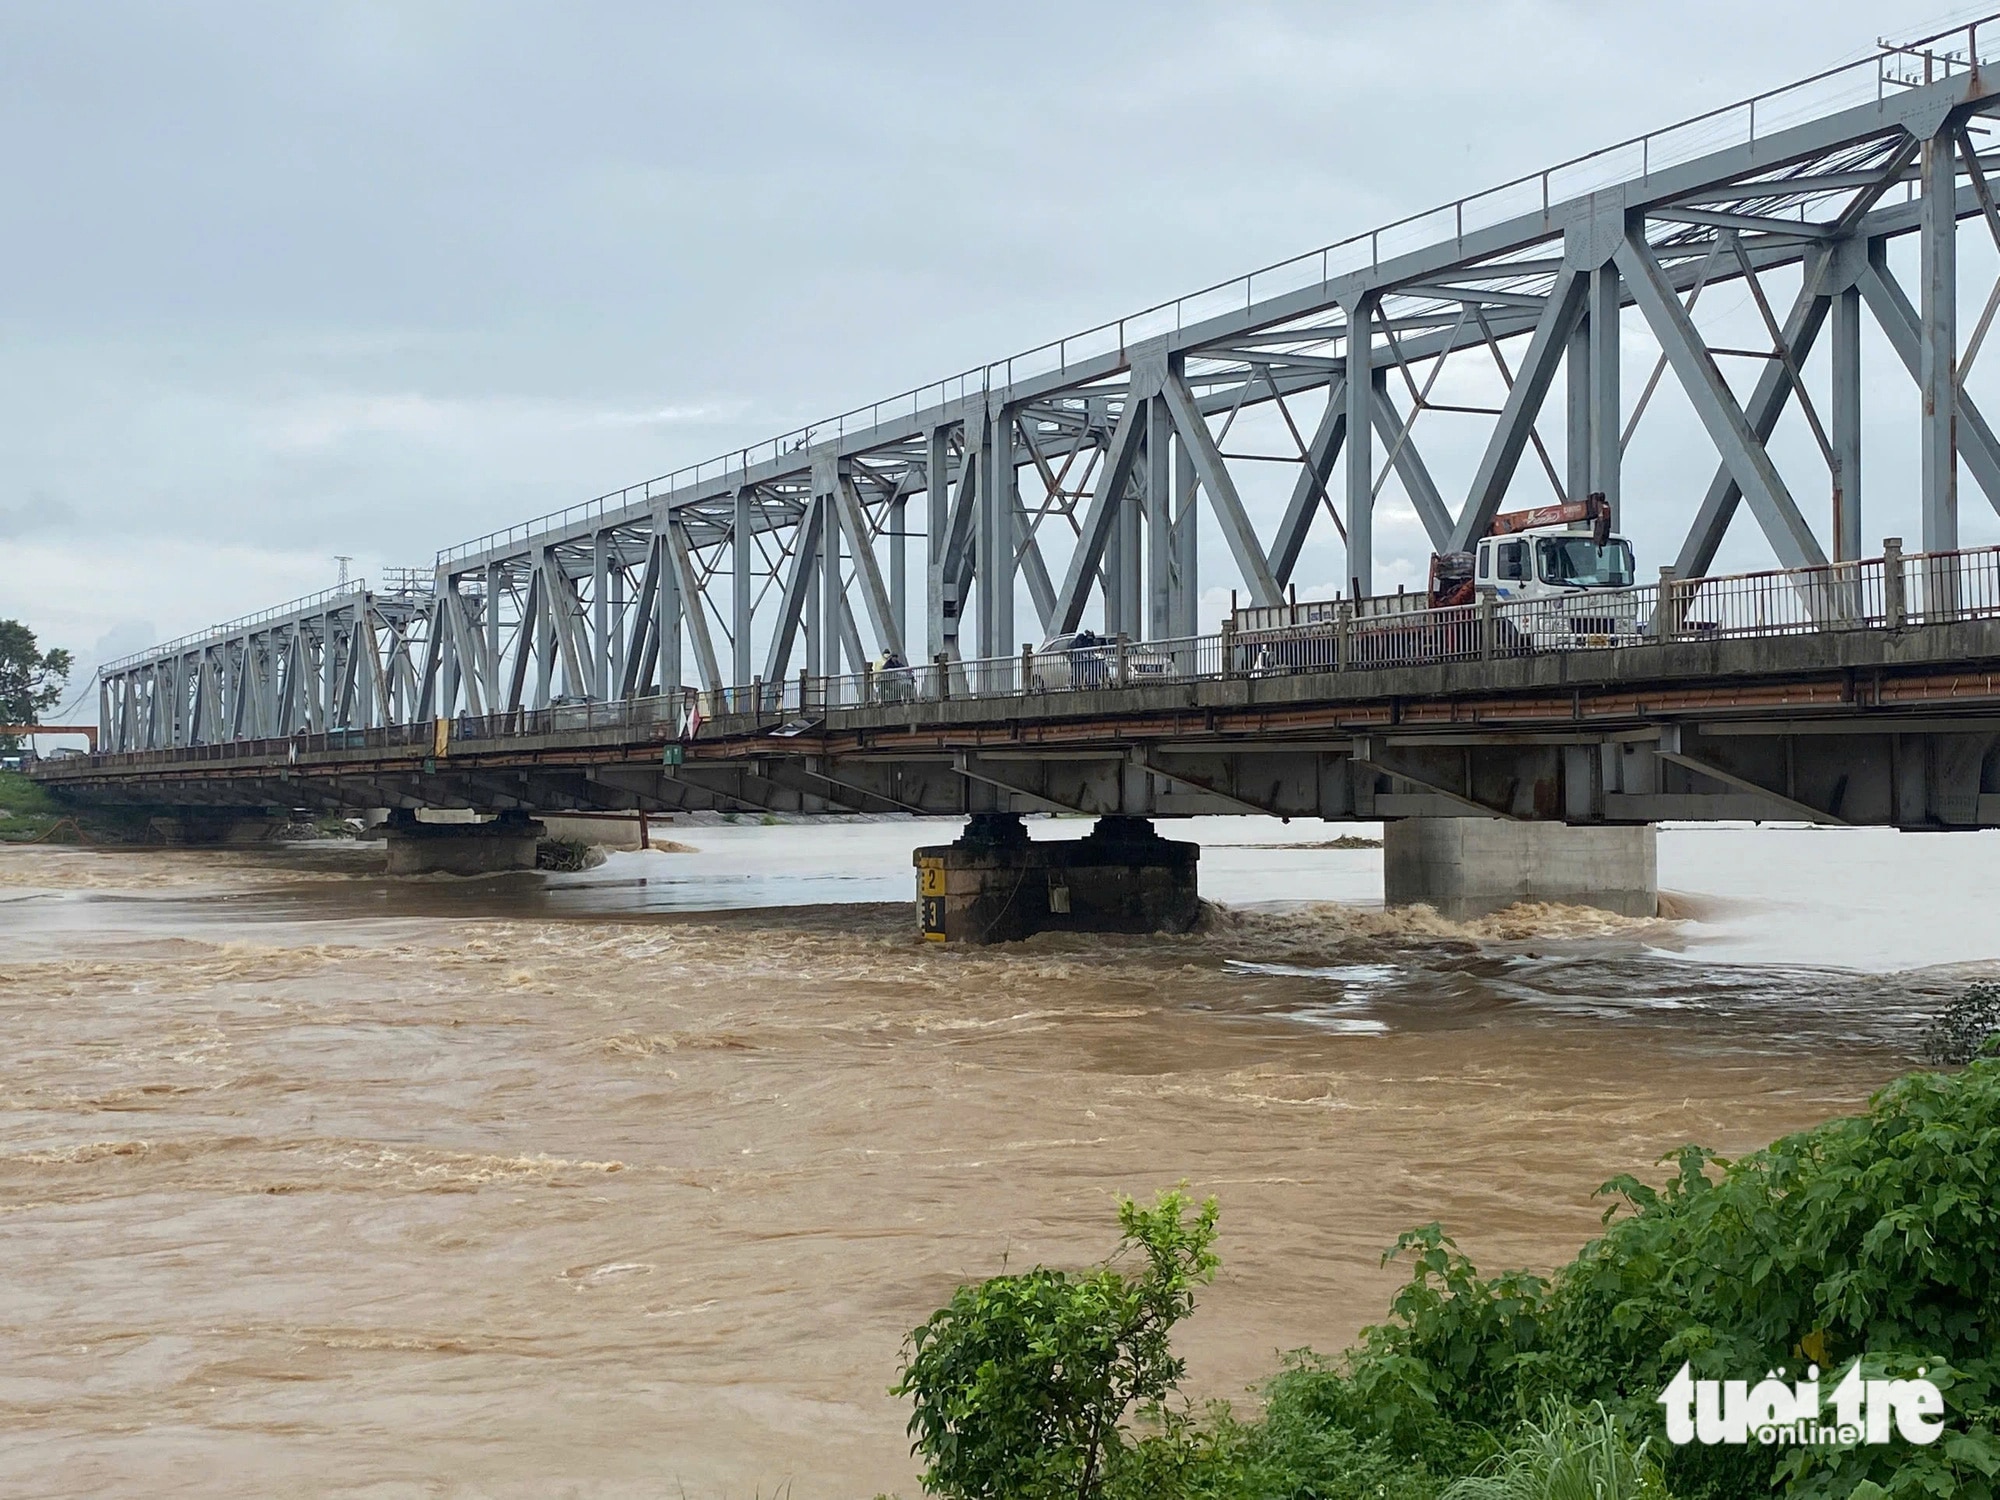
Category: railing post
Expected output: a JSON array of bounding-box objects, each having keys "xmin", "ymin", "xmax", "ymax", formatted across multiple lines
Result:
[
  {"xmin": 1654, "ymin": 566, "xmax": 1679, "ymax": 641},
  {"xmin": 1115, "ymin": 632, "xmax": 1129, "ymax": 687},
  {"xmin": 1337, "ymin": 601, "xmax": 1352, "ymax": 670},
  {"xmin": 752, "ymin": 674, "xmax": 764, "ymax": 718},
  {"xmin": 935, "ymin": 651, "xmax": 951, "ymax": 702},
  {"xmin": 1477, "ymin": 594, "xmax": 1495, "ymax": 661},
  {"xmin": 863, "ymin": 659, "xmax": 875, "ymax": 705},
  {"xmin": 1883, "ymin": 537, "xmax": 1907, "ymax": 628},
  {"xmin": 798, "ymin": 667, "xmax": 809, "ymax": 715},
  {"xmin": 1219, "ymin": 620, "xmax": 1236, "ymax": 679},
  {"xmin": 1020, "ymin": 641, "xmax": 1034, "ymax": 693}
]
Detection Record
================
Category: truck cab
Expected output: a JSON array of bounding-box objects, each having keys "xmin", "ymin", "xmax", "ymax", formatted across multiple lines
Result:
[{"xmin": 1473, "ymin": 495, "xmax": 1646, "ymax": 647}]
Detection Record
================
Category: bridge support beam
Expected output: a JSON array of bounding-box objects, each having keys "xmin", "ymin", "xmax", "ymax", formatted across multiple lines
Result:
[
  {"xmin": 913, "ymin": 814, "xmax": 1199, "ymax": 944},
  {"xmin": 384, "ymin": 809, "xmax": 546, "ymax": 876},
  {"xmin": 1383, "ymin": 817, "xmax": 1656, "ymax": 920}
]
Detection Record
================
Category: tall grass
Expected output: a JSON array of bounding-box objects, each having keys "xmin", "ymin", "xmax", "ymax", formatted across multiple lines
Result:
[{"xmin": 1444, "ymin": 1402, "xmax": 1667, "ymax": 1500}]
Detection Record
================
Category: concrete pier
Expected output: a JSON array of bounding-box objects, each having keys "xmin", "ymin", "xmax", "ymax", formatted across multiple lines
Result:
[
  {"xmin": 385, "ymin": 809, "xmax": 546, "ymax": 876},
  {"xmin": 1384, "ymin": 818, "xmax": 1657, "ymax": 919},
  {"xmin": 914, "ymin": 814, "xmax": 1200, "ymax": 943}
]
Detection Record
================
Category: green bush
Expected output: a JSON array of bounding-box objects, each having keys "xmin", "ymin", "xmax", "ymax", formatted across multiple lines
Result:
[{"xmin": 893, "ymin": 1189, "xmax": 1219, "ymax": 1500}]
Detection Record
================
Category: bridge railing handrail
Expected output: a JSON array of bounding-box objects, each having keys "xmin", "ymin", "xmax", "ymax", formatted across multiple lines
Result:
[{"xmin": 430, "ymin": 16, "xmax": 2000, "ymax": 571}]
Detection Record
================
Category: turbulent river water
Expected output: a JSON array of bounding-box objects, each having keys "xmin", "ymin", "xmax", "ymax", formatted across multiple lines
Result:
[{"xmin": 2, "ymin": 816, "xmax": 1995, "ymax": 1497}]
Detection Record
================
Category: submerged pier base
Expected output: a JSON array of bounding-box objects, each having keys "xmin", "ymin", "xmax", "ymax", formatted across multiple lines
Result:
[
  {"xmin": 1384, "ymin": 817, "xmax": 1657, "ymax": 919},
  {"xmin": 385, "ymin": 809, "xmax": 546, "ymax": 876},
  {"xmin": 913, "ymin": 814, "xmax": 1200, "ymax": 943}
]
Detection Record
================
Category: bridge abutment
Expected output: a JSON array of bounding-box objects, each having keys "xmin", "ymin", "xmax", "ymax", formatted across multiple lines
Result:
[
  {"xmin": 914, "ymin": 814, "xmax": 1200, "ymax": 943},
  {"xmin": 1383, "ymin": 818, "xmax": 1656, "ymax": 919},
  {"xmin": 384, "ymin": 809, "xmax": 546, "ymax": 876}
]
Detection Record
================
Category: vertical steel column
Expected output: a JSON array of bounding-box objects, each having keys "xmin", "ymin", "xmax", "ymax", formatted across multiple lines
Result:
[
  {"xmin": 609, "ymin": 556, "xmax": 626, "ymax": 695},
  {"xmin": 656, "ymin": 528, "xmax": 682, "ymax": 695},
  {"xmin": 1146, "ymin": 392, "xmax": 1173, "ymax": 640},
  {"xmin": 890, "ymin": 489, "xmax": 907, "ymax": 657},
  {"xmin": 1174, "ymin": 434, "xmax": 1198, "ymax": 637},
  {"xmin": 925, "ymin": 424, "xmax": 951, "ymax": 659},
  {"xmin": 1102, "ymin": 486, "xmax": 1125, "ymax": 636},
  {"xmin": 319, "ymin": 610, "xmax": 335, "ymax": 730},
  {"xmin": 483, "ymin": 563, "xmax": 502, "ymax": 714},
  {"xmin": 1589, "ymin": 263, "xmax": 1621, "ymax": 524},
  {"xmin": 821, "ymin": 478, "xmax": 844, "ymax": 696},
  {"xmin": 979, "ymin": 404, "xmax": 1016, "ymax": 670},
  {"xmin": 592, "ymin": 531, "xmax": 611, "ymax": 699},
  {"xmin": 733, "ymin": 487, "xmax": 754, "ymax": 693},
  {"xmin": 1831, "ymin": 283, "xmax": 1863, "ymax": 561},
  {"xmin": 1920, "ymin": 127, "xmax": 1959, "ymax": 554},
  {"xmin": 1116, "ymin": 412, "xmax": 1142, "ymax": 637},
  {"xmin": 1344, "ymin": 295, "xmax": 1375, "ymax": 594},
  {"xmin": 1566, "ymin": 313, "xmax": 1591, "ymax": 504},
  {"xmin": 803, "ymin": 559, "xmax": 820, "ymax": 680},
  {"xmin": 535, "ymin": 554, "xmax": 556, "ymax": 709}
]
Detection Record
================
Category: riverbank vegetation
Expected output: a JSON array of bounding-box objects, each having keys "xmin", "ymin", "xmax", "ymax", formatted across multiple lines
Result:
[{"xmin": 893, "ymin": 1058, "xmax": 2000, "ymax": 1499}]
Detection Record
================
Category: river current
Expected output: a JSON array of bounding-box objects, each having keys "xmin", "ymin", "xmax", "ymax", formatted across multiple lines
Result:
[{"xmin": 1, "ymin": 817, "xmax": 1993, "ymax": 1496}]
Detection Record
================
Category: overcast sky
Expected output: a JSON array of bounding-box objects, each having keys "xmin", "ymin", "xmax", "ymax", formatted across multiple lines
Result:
[{"xmin": 4, "ymin": 0, "xmax": 1994, "ymax": 708}]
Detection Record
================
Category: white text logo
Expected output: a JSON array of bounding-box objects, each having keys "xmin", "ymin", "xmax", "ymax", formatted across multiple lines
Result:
[{"xmin": 1657, "ymin": 1360, "xmax": 1944, "ymax": 1447}]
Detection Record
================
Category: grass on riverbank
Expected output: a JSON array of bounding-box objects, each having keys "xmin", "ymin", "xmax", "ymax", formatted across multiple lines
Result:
[
  {"xmin": 0, "ymin": 770, "xmax": 159, "ymax": 844},
  {"xmin": 0, "ymin": 769, "xmax": 67, "ymax": 841}
]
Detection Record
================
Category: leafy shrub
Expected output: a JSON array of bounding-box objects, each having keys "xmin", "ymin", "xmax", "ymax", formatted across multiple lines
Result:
[{"xmin": 893, "ymin": 1189, "xmax": 1219, "ymax": 1500}]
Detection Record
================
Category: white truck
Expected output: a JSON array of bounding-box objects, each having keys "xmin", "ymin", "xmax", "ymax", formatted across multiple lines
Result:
[
  {"xmin": 1470, "ymin": 494, "xmax": 1646, "ymax": 649},
  {"xmin": 1230, "ymin": 493, "xmax": 1647, "ymax": 670}
]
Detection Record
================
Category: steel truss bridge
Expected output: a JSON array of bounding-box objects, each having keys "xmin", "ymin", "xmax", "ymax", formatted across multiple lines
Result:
[{"xmin": 46, "ymin": 16, "xmax": 2000, "ymax": 835}]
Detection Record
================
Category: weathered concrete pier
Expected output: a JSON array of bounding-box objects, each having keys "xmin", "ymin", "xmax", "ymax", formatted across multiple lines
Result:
[
  {"xmin": 1384, "ymin": 818, "xmax": 1658, "ymax": 920},
  {"xmin": 914, "ymin": 815, "xmax": 1200, "ymax": 943},
  {"xmin": 383, "ymin": 809, "xmax": 546, "ymax": 876}
]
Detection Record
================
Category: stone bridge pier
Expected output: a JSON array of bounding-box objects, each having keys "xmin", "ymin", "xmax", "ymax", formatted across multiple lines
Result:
[{"xmin": 913, "ymin": 815, "xmax": 1201, "ymax": 943}]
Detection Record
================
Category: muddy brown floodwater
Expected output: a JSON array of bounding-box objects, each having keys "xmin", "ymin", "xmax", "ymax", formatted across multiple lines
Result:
[{"xmin": 0, "ymin": 827, "xmax": 1966, "ymax": 1497}]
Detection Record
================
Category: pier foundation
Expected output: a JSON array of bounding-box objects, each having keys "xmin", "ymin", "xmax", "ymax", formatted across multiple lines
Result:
[
  {"xmin": 385, "ymin": 809, "xmax": 546, "ymax": 875},
  {"xmin": 1384, "ymin": 817, "xmax": 1657, "ymax": 919},
  {"xmin": 914, "ymin": 814, "xmax": 1200, "ymax": 943}
]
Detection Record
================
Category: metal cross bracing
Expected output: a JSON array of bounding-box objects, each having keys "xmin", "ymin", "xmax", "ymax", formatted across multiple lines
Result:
[
  {"xmin": 97, "ymin": 580, "xmax": 434, "ymax": 753},
  {"xmin": 93, "ymin": 16, "xmax": 2000, "ymax": 753}
]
